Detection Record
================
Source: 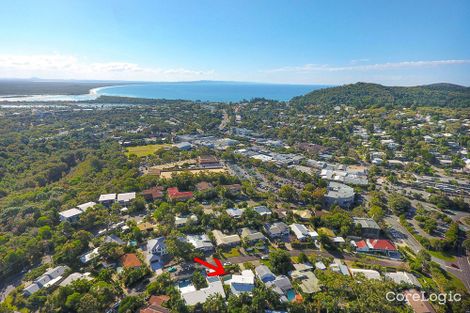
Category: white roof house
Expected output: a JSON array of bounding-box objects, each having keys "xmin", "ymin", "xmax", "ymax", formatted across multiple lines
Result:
[
  {"xmin": 77, "ymin": 201, "xmax": 96, "ymax": 211},
  {"xmin": 24, "ymin": 265, "xmax": 69, "ymax": 296},
  {"xmin": 230, "ymin": 270, "xmax": 255, "ymax": 295},
  {"xmin": 98, "ymin": 193, "xmax": 116, "ymax": 203},
  {"xmin": 59, "ymin": 208, "xmax": 83, "ymax": 222},
  {"xmin": 226, "ymin": 208, "xmax": 244, "ymax": 218},
  {"xmin": 253, "ymin": 206, "xmax": 272, "ymax": 216},
  {"xmin": 264, "ymin": 222, "xmax": 289, "ymax": 238},
  {"xmin": 117, "ymin": 192, "xmax": 136, "ymax": 204},
  {"xmin": 384, "ymin": 272, "xmax": 421, "ymax": 287},
  {"xmin": 325, "ymin": 182, "xmax": 355, "ymax": 208},
  {"xmin": 315, "ymin": 261, "xmax": 326, "ymax": 270},
  {"xmin": 23, "ymin": 283, "xmax": 40, "ymax": 296},
  {"xmin": 255, "ymin": 265, "xmax": 276, "ymax": 283},
  {"xmin": 212, "ymin": 230, "xmax": 241, "ymax": 247},
  {"xmin": 181, "ymin": 277, "xmax": 226, "ymax": 306},
  {"xmin": 80, "ymin": 247, "xmax": 100, "ymax": 264},
  {"xmin": 350, "ymin": 268, "xmax": 382, "ymax": 280},
  {"xmin": 175, "ymin": 214, "xmax": 198, "ymax": 227},
  {"xmin": 146, "ymin": 237, "xmax": 167, "ymax": 264},
  {"xmin": 290, "ymin": 223, "xmax": 311, "ymax": 241},
  {"xmin": 185, "ymin": 234, "xmax": 214, "ymax": 252}
]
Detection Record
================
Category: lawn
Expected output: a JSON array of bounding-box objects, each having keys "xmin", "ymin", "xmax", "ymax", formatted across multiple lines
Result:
[
  {"xmin": 223, "ymin": 247, "xmax": 241, "ymax": 258},
  {"xmin": 427, "ymin": 250, "xmax": 457, "ymax": 262},
  {"xmin": 317, "ymin": 227, "xmax": 335, "ymax": 237},
  {"xmin": 125, "ymin": 144, "xmax": 171, "ymax": 157}
]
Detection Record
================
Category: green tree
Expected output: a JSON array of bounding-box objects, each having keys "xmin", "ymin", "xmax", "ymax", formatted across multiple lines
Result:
[
  {"xmin": 269, "ymin": 250, "xmax": 293, "ymax": 275},
  {"xmin": 192, "ymin": 270, "xmax": 208, "ymax": 289}
]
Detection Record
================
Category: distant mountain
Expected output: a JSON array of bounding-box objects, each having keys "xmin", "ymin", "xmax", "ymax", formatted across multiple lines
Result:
[{"xmin": 291, "ymin": 82, "xmax": 470, "ymax": 108}]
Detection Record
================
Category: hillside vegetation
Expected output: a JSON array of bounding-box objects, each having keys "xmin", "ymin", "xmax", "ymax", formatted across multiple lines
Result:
[{"xmin": 291, "ymin": 82, "xmax": 470, "ymax": 108}]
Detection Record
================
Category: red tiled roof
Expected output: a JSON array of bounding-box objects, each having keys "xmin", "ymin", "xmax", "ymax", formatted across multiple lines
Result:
[
  {"xmin": 142, "ymin": 186, "xmax": 165, "ymax": 200},
  {"xmin": 167, "ymin": 187, "xmax": 193, "ymax": 200},
  {"xmin": 140, "ymin": 306, "xmax": 170, "ymax": 313},
  {"xmin": 355, "ymin": 240, "xmax": 367, "ymax": 249},
  {"xmin": 369, "ymin": 239, "xmax": 397, "ymax": 251},
  {"xmin": 121, "ymin": 253, "xmax": 142, "ymax": 268},
  {"xmin": 149, "ymin": 295, "xmax": 170, "ymax": 306}
]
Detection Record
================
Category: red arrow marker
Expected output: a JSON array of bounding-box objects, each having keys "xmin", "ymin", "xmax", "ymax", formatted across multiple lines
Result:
[{"xmin": 193, "ymin": 257, "xmax": 226, "ymax": 276}]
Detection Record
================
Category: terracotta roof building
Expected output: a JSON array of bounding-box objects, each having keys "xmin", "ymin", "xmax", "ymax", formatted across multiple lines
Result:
[
  {"xmin": 140, "ymin": 295, "xmax": 171, "ymax": 313},
  {"xmin": 167, "ymin": 187, "xmax": 193, "ymax": 201},
  {"xmin": 121, "ymin": 253, "xmax": 142, "ymax": 269},
  {"xmin": 354, "ymin": 239, "xmax": 399, "ymax": 257},
  {"xmin": 198, "ymin": 155, "xmax": 221, "ymax": 168},
  {"xmin": 142, "ymin": 186, "xmax": 165, "ymax": 201},
  {"xmin": 223, "ymin": 184, "xmax": 242, "ymax": 194}
]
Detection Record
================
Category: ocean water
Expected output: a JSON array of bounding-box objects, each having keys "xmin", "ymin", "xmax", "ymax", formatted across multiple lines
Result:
[
  {"xmin": 94, "ymin": 81, "xmax": 326, "ymax": 102},
  {"xmin": 0, "ymin": 81, "xmax": 327, "ymax": 103}
]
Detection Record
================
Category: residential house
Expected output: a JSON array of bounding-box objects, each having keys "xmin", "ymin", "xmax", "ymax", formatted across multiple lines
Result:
[
  {"xmin": 77, "ymin": 201, "xmax": 96, "ymax": 211},
  {"xmin": 167, "ymin": 187, "xmax": 193, "ymax": 202},
  {"xmin": 146, "ymin": 237, "xmax": 167, "ymax": 264},
  {"xmin": 291, "ymin": 209, "xmax": 313, "ymax": 221},
  {"xmin": 121, "ymin": 253, "xmax": 142, "ymax": 269},
  {"xmin": 289, "ymin": 264, "xmax": 321, "ymax": 294},
  {"xmin": 289, "ymin": 223, "xmax": 317, "ymax": 241},
  {"xmin": 350, "ymin": 268, "xmax": 382, "ymax": 280},
  {"xmin": 266, "ymin": 275, "xmax": 293, "ymax": 303},
  {"xmin": 223, "ymin": 184, "xmax": 242, "ymax": 195},
  {"xmin": 255, "ymin": 265, "xmax": 276, "ymax": 283},
  {"xmin": 98, "ymin": 193, "xmax": 116, "ymax": 205},
  {"xmin": 314, "ymin": 261, "xmax": 326, "ymax": 270},
  {"xmin": 181, "ymin": 276, "xmax": 226, "ymax": 306},
  {"xmin": 264, "ymin": 222, "xmax": 289, "ymax": 239},
  {"xmin": 329, "ymin": 259, "xmax": 350, "ymax": 276},
  {"xmin": 185, "ymin": 234, "xmax": 214, "ymax": 252},
  {"xmin": 175, "ymin": 214, "xmax": 198, "ymax": 228},
  {"xmin": 226, "ymin": 208, "xmax": 244, "ymax": 219},
  {"xmin": 59, "ymin": 208, "xmax": 83, "ymax": 223},
  {"xmin": 253, "ymin": 206, "xmax": 272, "ymax": 216},
  {"xmin": 80, "ymin": 248, "xmax": 100, "ymax": 264},
  {"xmin": 104, "ymin": 234, "xmax": 125, "ymax": 245},
  {"xmin": 212, "ymin": 230, "xmax": 241, "ymax": 248},
  {"xmin": 353, "ymin": 217, "xmax": 381, "ymax": 238},
  {"xmin": 353, "ymin": 239, "xmax": 398, "ymax": 256},
  {"xmin": 240, "ymin": 227, "xmax": 266, "ymax": 244},
  {"xmin": 23, "ymin": 265, "xmax": 70, "ymax": 296},
  {"xmin": 138, "ymin": 222, "xmax": 156, "ymax": 232},
  {"xmin": 117, "ymin": 192, "xmax": 136, "ymax": 205},
  {"xmin": 142, "ymin": 186, "xmax": 165, "ymax": 201},
  {"xmin": 385, "ymin": 272, "xmax": 421, "ymax": 287},
  {"xmin": 230, "ymin": 270, "xmax": 255, "ymax": 295},
  {"xmin": 140, "ymin": 295, "xmax": 171, "ymax": 313}
]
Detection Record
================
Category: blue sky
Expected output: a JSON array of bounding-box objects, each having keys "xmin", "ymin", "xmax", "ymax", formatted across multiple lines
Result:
[{"xmin": 0, "ymin": 0, "xmax": 469, "ymax": 85}]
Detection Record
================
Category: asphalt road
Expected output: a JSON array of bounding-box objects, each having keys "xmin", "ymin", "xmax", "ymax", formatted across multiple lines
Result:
[{"xmin": 384, "ymin": 215, "xmax": 470, "ymax": 292}]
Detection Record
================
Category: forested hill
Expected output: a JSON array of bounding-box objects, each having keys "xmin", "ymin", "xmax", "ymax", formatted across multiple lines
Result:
[{"xmin": 291, "ymin": 82, "xmax": 470, "ymax": 108}]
